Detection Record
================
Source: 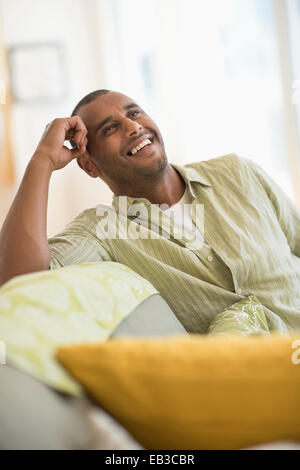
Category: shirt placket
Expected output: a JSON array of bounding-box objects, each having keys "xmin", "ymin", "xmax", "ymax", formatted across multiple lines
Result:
[{"xmin": 191, "ymin": 186, "xmax": 243, "ymax": 295}]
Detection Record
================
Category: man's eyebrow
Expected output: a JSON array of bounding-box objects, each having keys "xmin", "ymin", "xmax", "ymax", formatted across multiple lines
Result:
[{"xmin": 95, "ymin": 103, "xmax": 139, "ymax": 135}]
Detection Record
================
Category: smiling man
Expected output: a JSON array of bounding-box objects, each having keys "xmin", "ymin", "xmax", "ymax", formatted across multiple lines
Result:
[
  {"xmin": 1, "ymin": 89, "xmax": 300, "ymax": 333},
  {"xmin": 71, "ymin": 89, "xmax": 185, "ymax": 207}
]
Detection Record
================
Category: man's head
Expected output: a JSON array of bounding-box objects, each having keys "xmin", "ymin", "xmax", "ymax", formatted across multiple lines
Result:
[{"xmin": 71, "ymin": 90, "xmax": 168, "ymax": 196}]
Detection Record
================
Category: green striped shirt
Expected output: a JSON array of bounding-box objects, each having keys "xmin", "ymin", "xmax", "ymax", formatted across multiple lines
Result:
[{"xmin": 48, "ymin": 153, "xmax": 300, "ymax": 333}]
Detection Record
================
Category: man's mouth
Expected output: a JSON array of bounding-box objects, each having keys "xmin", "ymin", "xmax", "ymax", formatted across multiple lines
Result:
[{"xmin": 126, "ymin": 137, "xmax": 155, "ymax": 158}]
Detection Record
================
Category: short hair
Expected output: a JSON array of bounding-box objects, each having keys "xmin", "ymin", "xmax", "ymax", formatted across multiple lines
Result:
[
  {"xmin": 71, "ymin": 89, "xmax": 110, "ymax": 117},
  {"xmin": 70, "ymin": 89, "xmax": 110, "ymax": 148}
]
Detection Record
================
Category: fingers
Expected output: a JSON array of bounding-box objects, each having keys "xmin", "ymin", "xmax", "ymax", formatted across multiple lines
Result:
[
  {"xmin": 70, "ymin": 136, "xmax": 88, "ymax": 158},
  {"xmin": 66, "ymin": 116, "xmax": 88, "ymax": 147},
  {"xmin": 42, "ymin": 116, "xmax": 88, "ymax": 155},
  {"xmin": 67, "ymin": 115, "xmax": 87, "ymax": 132},
  {"xmin": 78, "ymin": 135, "xmax": 88, "ymax": 154}
]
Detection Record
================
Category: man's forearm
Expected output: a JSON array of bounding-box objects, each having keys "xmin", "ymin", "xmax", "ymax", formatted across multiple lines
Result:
[
  {"xmin": 0, "ymin": 114, "xmax": 88, "ymax": 287},
  {"xmin": 0, "ymin": 154, "xmax": 53, "ymax": 287}
]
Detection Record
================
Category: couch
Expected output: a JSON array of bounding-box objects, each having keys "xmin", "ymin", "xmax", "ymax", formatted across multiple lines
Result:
[{"xmin": 0, "ymin": 262, "xmax": 299, "ymax": 450}]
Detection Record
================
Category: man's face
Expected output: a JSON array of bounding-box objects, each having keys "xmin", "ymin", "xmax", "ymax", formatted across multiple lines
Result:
[{"xmin": 77, "ymin": 91, "xmax": 168, "ymax": 191}]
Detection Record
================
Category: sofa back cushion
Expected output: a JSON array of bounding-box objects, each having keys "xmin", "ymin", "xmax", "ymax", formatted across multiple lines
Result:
[{"xmin": 0, "ymin": 262, "xmax": 163, "ymax": 395}]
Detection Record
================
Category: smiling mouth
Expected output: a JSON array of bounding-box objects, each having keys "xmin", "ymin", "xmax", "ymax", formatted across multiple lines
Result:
[
  {"xmin": 126, "ymin": 137, "xmax": 155, "ymax": 156},
  {"xmin": 126, "ymin": 142, "xmax": 156, "ymax": 159}
]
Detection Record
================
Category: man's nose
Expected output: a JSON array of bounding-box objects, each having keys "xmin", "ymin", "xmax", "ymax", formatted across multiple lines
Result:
[{"xmin": 124, "ymin": 118, "xmax": 142, "ymax": 136}]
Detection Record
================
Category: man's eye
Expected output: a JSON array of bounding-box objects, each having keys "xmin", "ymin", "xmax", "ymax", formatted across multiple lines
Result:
[
  {"xmin": 104, "ymin": 124, "xmax": 117, "ymax": 133},
  {"xmin": 103, "ymin": 111, "xmax": 140, "ymax": 134},
  {"xmin": 129, "ymin": 110, "xmax": 140, "ymax": 117}
]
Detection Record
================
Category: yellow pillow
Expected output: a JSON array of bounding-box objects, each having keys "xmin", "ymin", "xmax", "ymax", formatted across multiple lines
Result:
[{"xmin": 56, "ymin": 333, "xmax": 300, "ymax": 450}]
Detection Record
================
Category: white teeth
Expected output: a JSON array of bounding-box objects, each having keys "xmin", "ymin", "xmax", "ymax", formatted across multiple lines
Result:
[{"xmin": 130, "ymin": 138, "xmax": 151, "ymax": 156}]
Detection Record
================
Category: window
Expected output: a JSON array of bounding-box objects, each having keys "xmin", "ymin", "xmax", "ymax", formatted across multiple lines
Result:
[{"xmin": 101, "ymin": 0, "xmax": 300, "ymax": 203}]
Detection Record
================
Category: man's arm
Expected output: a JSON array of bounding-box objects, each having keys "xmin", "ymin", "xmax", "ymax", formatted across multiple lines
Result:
[
  {"xmin": 242, "ymin": 156, "xmax": 300, "ymax": 258},
  {"xmin": 0, "ymin": 117, "xmax": 88, "ymax": 287}
]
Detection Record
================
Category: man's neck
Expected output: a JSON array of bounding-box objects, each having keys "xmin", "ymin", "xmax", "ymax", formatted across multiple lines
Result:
[{"xmin": 114, "ymin": 165, "xmax": 186, "ymax": 207}]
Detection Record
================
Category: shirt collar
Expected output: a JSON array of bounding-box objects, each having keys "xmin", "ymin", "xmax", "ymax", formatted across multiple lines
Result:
[
  {"xmin": 112, "ymin": 162, "xmax": 211, "ymax": 215},
  {"xmin": 170, "ymin": 162, "xmax": 211, "ymax": 190}
]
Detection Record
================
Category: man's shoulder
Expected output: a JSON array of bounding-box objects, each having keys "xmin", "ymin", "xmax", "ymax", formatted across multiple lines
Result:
[
  {"xmin": 183, "ymin": 153, "xmax": 247, "ymax": 184},
  {"xmin": 184, "ymin": 152, "xmax": 243, "ymax": 172},
  {"xmin": 63, "ymin": 203, "xmax": 114, "ymax": 232}
]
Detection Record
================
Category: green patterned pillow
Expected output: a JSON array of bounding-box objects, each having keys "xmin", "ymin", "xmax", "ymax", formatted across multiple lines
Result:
[
  {"xmin": 0, "ymin": 262, "xmax": 158, "ymax": 396},
  {"xmin": 208, "ymin": 294, "xmax": 270, "ymax": 336}
]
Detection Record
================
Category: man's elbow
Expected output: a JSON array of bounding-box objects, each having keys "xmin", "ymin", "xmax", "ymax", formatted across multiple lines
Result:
[{"xmin": 0, "ymin": 262, "xmax": 51, "ymax": 288}]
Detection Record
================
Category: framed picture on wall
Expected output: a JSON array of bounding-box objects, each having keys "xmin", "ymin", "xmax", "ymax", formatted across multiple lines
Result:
[{"xmin": 8, "ymin": 41, "xmax": 68, "ymax": 105}]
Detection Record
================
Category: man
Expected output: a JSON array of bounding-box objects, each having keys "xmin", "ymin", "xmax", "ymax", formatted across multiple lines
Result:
[{"xmin": 0, "ymin": 89, "xmax": 300, "ymax": 333}]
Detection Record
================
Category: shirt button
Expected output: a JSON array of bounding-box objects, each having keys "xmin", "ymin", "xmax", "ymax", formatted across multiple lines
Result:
[
  {"xmin": 237, "ymin": 288, "xmax": 242, "ymax": 295},
  {"xmin": 207, "ymin": 255, "xmax": 213, "ymax": 262}
]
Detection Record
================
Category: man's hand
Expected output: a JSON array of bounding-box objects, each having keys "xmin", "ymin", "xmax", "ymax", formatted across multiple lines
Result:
[{"xmin": 32, "ymin": 116, "xmax": 88, "ymax": 171}]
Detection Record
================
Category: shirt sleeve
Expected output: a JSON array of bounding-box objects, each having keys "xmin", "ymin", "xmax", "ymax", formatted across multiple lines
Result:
[
  {"xmin": 242, "ymin": 156, "xmax": 300, "ymax": 258},
  {"xmin": 47, "ymin": 209, "xmax": 112, "ymax": 269}
]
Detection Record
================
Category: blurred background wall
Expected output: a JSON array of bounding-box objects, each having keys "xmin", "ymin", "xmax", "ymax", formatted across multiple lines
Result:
[{"xmin": 0, "ymin": 0, "xmax": 300, "ymax": 237}]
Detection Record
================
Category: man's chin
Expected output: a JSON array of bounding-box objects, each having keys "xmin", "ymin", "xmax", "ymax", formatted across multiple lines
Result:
[{"xmin": 132, "ymin": 153, "xmax": 168, "ymax": 177}]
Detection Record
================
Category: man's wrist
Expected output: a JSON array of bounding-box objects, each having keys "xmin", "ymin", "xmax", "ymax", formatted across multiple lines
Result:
[{"xmin": 29, "ymin": 152, "xmax": 55, "ymax": 174}]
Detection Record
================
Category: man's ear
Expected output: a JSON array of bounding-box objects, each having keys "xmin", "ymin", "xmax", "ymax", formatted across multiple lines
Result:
[{"xmin": 77, "ymin": 153, "xmax": 101, "ymax": 178}]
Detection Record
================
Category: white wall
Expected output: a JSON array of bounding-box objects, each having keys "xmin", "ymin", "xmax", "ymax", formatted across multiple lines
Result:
[
  {"xmin": 1, "ymin": 0, "xmax": 299, "ymax": 239},
  {"xmin": 107, "ymin": 0, "xmax": 298, "ymax": 203},
  {"xmin": 0, "ymin": 0, "xmax": 113, "ymax": 236}
]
